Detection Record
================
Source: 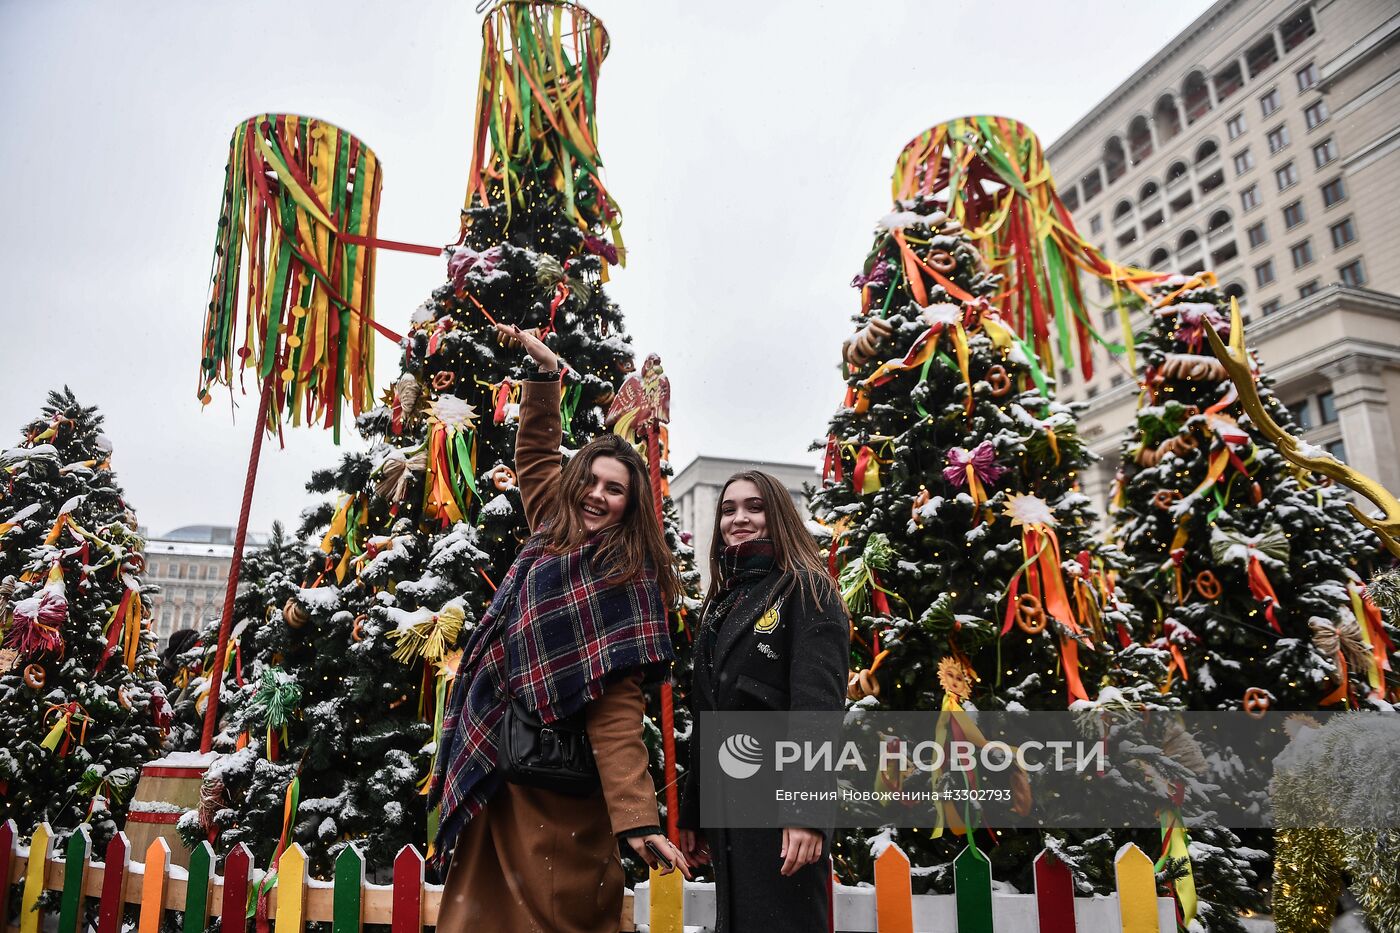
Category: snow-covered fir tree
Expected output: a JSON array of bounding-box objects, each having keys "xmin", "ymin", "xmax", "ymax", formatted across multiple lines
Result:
[
  {"xmin": 808, "ymin": 203, "xmax": 1265, "ymax": 926},
  {"xmin": 1109, "ymin": 277, "xmax": 1396, "ymax": 712},
  {"xmin": 0, "ymin": 388, "xmax": 165, "ymax": 846},
  {"xmin": 187, "ymin": 1, "xmax": 700, "ymax": 878}
]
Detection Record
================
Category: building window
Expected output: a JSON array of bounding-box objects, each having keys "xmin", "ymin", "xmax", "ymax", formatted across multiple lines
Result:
[
  {"xmin": 1111, "ymin": 373, "xmax": 1126, "ymax": 388},
  {"xmin": 1097, "ymin": 279, "xmax": 1113, "ymax": 299},
  {"xmin": 1283, "ymin": 200, "xmax": 1306, "ymax": 228},
  {"xmin": 1101, "ymin": 307, "xmax": 1118, "ymax": 330},
  {"xmin": 1082, "ymin": 169, "xmax": 1104, "ymax": 203},
  {"xmin": 1148, "ymin": 246, "xmax": 1171, "ymax": 267},
  {"xmin": 1326, "ymin": 439, "xmax": 1347, "ymax": 462},
  {"xmin": 1255, "ymin": 259, "xmax": 1276, "ymax": 286},
  {"xmin": 1312, "ymin": 138, "xmax": 1337, "ymax": 168},
  {"xmin": 1063, "ymin": 188, "xmax": 1080, "ymax": 213},
  {"xmin": 1086, "ymin": 385, "xmax": 1101, "ymax": 400},
  {"xmin": 1247, "ymin": 221, "xmax": 1268, "ymax": 248},
  {"xmin": 1323, "ymin": 218, "xmax": 1354, "ymax": 251},
  {"xmin": 1290, "ymin": 239, "xmax": 1314, "ymax": 268},
  {"xmin": 1275, "ymin": 162, "xmax": 1298, "ymax": 191},
  {"xmin": 1104, "ymin": 138, "xmax": 1128, "ymax": 183},
  {"xmin": 1287, "ymin": 399, "xmax": 1312, "ymax": 429},
  {"xmin": 1248, "ymin": 37, "xmax": 1280, "ymax": 78},
  {"xmin": 1143, "ymin": 210, "xmax": 1165, "ymax": 232},
  {"xmin": 1183, "ymin": 72, "xmax": 1212, "ymax": 123},
  {"xmin": 1060, "ymin": 368, "xmax": 1073, "ymax": 387},
  {"xmin": 1304, "ymin": 99, "xmax": 1329, "ymax": 129},
  {"xmin": 1089, "ymin": 215, "xmax": 1104, "ymax": 235},
  {"xmin": 1215, "ymin": 62, "xmax": 1245, "ymax": 102},
  {"xmin": 1296, "ymin": 63, "xmax": 1318, "ymax": 91},
  {"xmin": 1259, "ymin": 88, "xmax": 1282, "ymax": 117},
  {"xmin": 1240, "ymin": 185, "xmax": 1261, "ymax": 212},
  {"xmin": 1339, "ymin": 259, "xmax": 1367, "ymax": 287},
  {"xmin": 1321, "ymin": 176, "xmax": 1347, "ymax": 208},
  {"xmin": 1318, "ymin": 390, "xmax": 1338, "ymax": 424},
  {"xmin": 1199, "ymin": 168, "xmax": 1226, "ymax": 194},
  {"xmin": 1298, "ymin": 279, "xmax": 1320, "ymax": 298},
  {"xmin": 1266, "ymin": 124, "xmax": 1290, "ymax": 154},
  {"xmin": 1281, "ymin": 10, "xmax": 1317, "ymax": 52},
  {"xmin": 1233, "ymin": 149, "xmax": 1254, "ymax": 175},
  {"xmin": 1260, "ymin": 297, "xmax": 1282, "ymax": 316},
  {"xmin": 1226, "ymin": 112, "xmax": 1247, "ymax": 140}
]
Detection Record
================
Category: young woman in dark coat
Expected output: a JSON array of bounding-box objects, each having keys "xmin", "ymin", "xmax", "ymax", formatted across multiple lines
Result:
[{"xmin": 677, "ymin": 471, "xmax": 850, "ymax": 931}]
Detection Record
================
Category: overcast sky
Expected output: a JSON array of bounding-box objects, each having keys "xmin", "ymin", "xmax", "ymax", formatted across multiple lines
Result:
[{"xmin": 0, "ymin": 0, "xmax": 1215, "ymax": 538}]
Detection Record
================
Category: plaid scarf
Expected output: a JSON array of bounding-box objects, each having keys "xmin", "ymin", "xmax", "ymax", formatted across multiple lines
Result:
[{"xmin": 428, "ymin": 531, "xmax": 673, "ymax": 866}]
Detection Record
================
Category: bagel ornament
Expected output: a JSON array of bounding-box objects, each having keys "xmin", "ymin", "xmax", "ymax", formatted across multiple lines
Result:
[
  {"xmin": 842, "ymin": 316, "xmax": 893, "ymax": 368},
  {"xmin": 282, "ymin": 598, "xmax": 309, "ymax": 629}
]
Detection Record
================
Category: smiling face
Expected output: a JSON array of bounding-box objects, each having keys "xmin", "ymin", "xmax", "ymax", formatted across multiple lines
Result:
[
  {"xmin": 579, "ymin": 455, "xmax": 630, "ymax": 533},
  {"xmin": 719, "ymin": 479, "xmax": 767, "ymax": 546}
]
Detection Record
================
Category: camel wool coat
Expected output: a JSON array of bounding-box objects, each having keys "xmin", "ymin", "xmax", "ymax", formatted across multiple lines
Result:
[{"xmin": 435, "ymin": 376, "xmax": 660, "ymax": 933}]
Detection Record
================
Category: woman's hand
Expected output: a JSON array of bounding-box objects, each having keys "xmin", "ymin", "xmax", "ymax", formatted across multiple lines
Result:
[
  {"xmin": 495, "ymin": 322, "xmax": 558, "ymax": 373},
  {"xmin": 679, "ymin": 828, "xmax": 710, "ymax": 865},
  {"xmin": 626, "ymin": 833, "xmax": 693, "ymax": 880},
  {"xmin": 779, "ymin": 827, "xmax": 823, "ymax": 877}
]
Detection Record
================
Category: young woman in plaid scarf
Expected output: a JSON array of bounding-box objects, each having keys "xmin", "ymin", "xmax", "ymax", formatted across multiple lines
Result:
[
  {"xmin": 432, "ymin": 325, "xmax": 690, "ymax": 933},
  {"xmin": 678, "ymin": 472, "xmax": 850, "ymax": 931}
]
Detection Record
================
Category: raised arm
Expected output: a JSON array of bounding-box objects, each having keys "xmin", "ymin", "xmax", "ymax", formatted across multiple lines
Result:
[{"xmin": 498, "ymin": 323, "xmax": 564, "ymax": 532}]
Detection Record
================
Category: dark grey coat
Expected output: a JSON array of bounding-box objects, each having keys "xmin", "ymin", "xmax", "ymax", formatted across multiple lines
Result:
[{"xmin": 679, "ymin": 569, "xmax": 850, "ymax": 932}]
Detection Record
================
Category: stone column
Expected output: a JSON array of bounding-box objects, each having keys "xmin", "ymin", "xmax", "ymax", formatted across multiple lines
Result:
[{"xmin": 1320, "ymin": 354, "xmax": 1400, "ymax": 497}]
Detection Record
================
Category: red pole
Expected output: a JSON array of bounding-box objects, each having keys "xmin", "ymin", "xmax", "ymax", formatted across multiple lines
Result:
[
  {"xmin": 200, "ymin": 372, "xmax": 274, "ymax": 754},
  {"xmin": 646, "ymin": 423, "xmax": 680, "ymax": 842}
]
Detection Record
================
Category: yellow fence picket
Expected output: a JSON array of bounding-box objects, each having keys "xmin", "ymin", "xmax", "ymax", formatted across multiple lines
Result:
[
  {"xmin": 274, "ymin": 845, "xmax": 308, "ymax": 933},
  {"xmin": 19, "ymin": 823, "xmax": 52, "ymax": 933},
  {"xmin": 1114, "ymin": 843, "xmax": 1159, "ymax": 933}
]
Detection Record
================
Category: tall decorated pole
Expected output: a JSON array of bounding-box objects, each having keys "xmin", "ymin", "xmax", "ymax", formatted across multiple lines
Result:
[
  {"xmin": 606, "ymin": 355, "xmax": 678, "ymax": 839},
  {"xmin": 889, "ymin": 116, "xmax": 1169, "ymax": 377},
  {"xmin": 196, "ymin": 115, "xmax": 389, "ymax": 754}
]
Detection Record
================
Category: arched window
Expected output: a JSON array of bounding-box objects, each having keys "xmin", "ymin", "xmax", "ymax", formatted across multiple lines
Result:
[
  {"xmin": 1195, "ymin": 139, "xmax": 1219, "ymax": 165},
  {"xmin": 1149, "ymin": 247, "xmax": 1172, "ymax": 267},
  {"xmin": 1184, "ymin": 71, "xmax": 1212, "ymax": 123},
  {"xmin": 1113, "ymin": 199, "xmax": 1133, "ymax": 220},
  {"xmin": 1129, "ymin": 115, "xmax": 1153, "ymax": 164},
  {"xmin": 1103, "ymin": 137, "xmax": 1127, "ymax": 184},
  {"xmin": 1178, "ymin": 229, "xmax": 1201, "ymax": 251},
  {"xmin": 1139, "ymin": 180, "xmax": 1160, "ymax": 203},
  {"xmin": 1207, "ymin": 209, "xmax": 1232, "ymax": 233},
  {"xmin": 1167, "ymin": 160, "xmax": 1189, "ymax": 184},
  {"xmin": 1154, "ymin": 94, "xmax": 1183, "ymax": 142}
]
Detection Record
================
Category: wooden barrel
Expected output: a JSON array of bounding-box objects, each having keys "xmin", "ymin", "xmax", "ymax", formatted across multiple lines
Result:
[{"xmin": 124, "ymin": 752, "xmax": 217, "ymax": 870}]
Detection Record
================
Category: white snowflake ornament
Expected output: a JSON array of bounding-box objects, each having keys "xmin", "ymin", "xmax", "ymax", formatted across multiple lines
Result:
[{"xmin": 1004, "ymin": 492, "xmax": 1057, "ymax": 528}]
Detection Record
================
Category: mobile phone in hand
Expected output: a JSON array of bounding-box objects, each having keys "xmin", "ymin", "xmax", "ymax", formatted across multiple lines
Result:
[{"xmin": 644, "ymin": 839, "xmax": 673, "ymax": 871}]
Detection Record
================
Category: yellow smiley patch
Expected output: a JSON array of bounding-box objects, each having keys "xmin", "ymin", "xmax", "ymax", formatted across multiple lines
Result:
[{"xmin": 754, "ymin": 602, "xmax": 782, "ymax": 634}]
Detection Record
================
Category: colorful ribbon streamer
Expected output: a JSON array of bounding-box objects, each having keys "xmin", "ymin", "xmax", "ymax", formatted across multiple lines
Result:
[{"xmin": 199, "ymin": 114, "xmax": 384, "ymax": 442}]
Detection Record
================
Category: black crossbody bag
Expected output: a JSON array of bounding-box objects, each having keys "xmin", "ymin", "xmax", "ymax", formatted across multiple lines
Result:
[{"xmin": 499, "ymin": 695, "xmax": 600, "ymax": 796}]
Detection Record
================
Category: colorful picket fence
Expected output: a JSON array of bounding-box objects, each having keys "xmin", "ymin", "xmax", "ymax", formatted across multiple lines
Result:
[
  {"xmin": 635, "ymin": 843, "xmax": 1180, "ymax": 933},
  {"xmin": 3, "ymin": 819, "xmax": 1176, "ymax": 933}
]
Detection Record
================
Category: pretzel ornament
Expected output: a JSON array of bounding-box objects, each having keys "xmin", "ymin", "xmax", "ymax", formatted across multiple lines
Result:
[
  {"xmin": 491, "ymin": 465, "xmax": 518, "ymax": 492},
  {"xmin": 23, "ymin": 663, "xmax": 46, "ymax": 690},
  {"xmin": 985, "ymin": 364, "xmax": 1013, "ymax": 397},
  {"xmin": 352, "ymin": 613, "xmax": 367, "ymax": 643},
  {"xmin": 1243, "ymin": 687, "xmax": 1271, "ymax": 718},
  {"xmin": 1016, "ymin": 594, "xmax": 1048, "ymax": 634},
  {"xmin": 430, "ymin": 370, "xmax": 456, "ymax": 391},
  {"xmin": 1194, "ymin": 570, "xmax": 1222, "ymax": 600},
  {"xmin": 1152, "ymin": 489, "xmax": 1181, "ymax": 510}
]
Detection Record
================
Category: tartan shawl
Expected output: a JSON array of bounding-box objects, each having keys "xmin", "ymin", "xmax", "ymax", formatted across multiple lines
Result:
[{"xmin": 428, "ymin": 531, "xmax": 673, "ymax": 866}]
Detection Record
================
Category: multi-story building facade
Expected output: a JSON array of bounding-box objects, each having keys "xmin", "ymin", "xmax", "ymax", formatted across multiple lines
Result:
[
  {"xmin": 1044, "ymin": 0, "xmax": 1400, "ymax": 513},
  {"xmin": 144, "ymin": 525, "xmax": 266, "ymax": 646},
  {"xmin": 670, "ymin": 455, "xmax": 817, "ymax": 590}
]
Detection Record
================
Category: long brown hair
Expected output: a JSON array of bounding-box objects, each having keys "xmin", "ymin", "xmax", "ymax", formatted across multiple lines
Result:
[
  {"xmin": 702, "ymin": 470, "xmax": 840, "ymax": 614},
  {"xmin": 539, "ymin": 433, "xmax": 680, "ymax": 604}
]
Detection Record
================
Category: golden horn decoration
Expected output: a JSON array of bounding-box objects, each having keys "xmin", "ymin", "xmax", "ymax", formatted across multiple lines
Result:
[{"xmin": 1204, "ymin": 298, "xmax": 1400, "ymax": 558}]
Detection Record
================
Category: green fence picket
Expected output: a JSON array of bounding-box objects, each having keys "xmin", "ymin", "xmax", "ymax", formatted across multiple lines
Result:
[
  {"xmin": 954, "ymin": 843, "xmax": 995, "ymax": 933},
  {"xmin": 333, "ymin": 846, "xmax": 364, "ymax": 933},
  {"xmin": 57, "ymin": 826, "xmax": 91, "ymax": 933}
]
